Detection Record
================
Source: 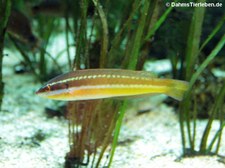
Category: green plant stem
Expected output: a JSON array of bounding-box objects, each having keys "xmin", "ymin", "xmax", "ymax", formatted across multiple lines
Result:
[
  {"xmin": 0, "ymin": 0, "xmax": 11, "ymax": 110},
  {"xmin": 208, "ymin": 122, "xmax": 225, "ymax": 154},
  {"xmin": 199, "ymin": 14, "xmax": 225, "ymax": 52},
  {"xmin": 108, "ymin": 100, "xmax": 128, "ymax": 167},
  {"xmin": 189, "ymin": 34, "xmax": 225, "ymax": 88},
  {"xmin": 107, "ymin": 0, "xmax": 141, "ymax": 67},
  {"xmin": 73, "ymin": 0, "xmax": 88, "ymax": 69},
  {"xmin": 181, "ymin": 0, "xmax": 206, "ymax": 153},
  {"xmin": 107, "ymin": 1, "xmax": 154, "ymax": 166},
  {"xmin": 215, "ymin": 84, "xmax": 225, "ymax": 154},
  {"xmin": 200, "ymin": 83, "xmax": 225, "ymax": 153},
  {"xmin": 185, "ymin": 0, "xmax": 206, "ymax": 80},
  {"xmin": 38, "ymin": 18, "xmax": 55, "ymax": 80},
  {"xmin": 107, "ymin": 1, "xmax": 150, "ymax": 164},
  {"xmin": 192, "ymin": 95, "xmax": 198, "ymax": 151},
  {"xmin": 128, "ymin": 0, "xmax": 150, "ymax": 69},
  {"xmin": 215, "ymin": 122, "xmax": 225, "ymax": 154},
  {"xmin": 143, "ymin": 0, "xmax": 177, "ymax": 43},
  {"xmin": 39, "ymin": 48, "xmax": 63, "ymax": 74},
  {"xmin": 95, "ymin": 103, "xmax": 118, "ymax": 167},
  {"xmin": 179, "ymin": 101, "xmax": 187, "ymax": 154},
  {"xmin": 65, "ymin": 14, "xmax": 72, "ymax": 69},
  {"xmin": 92, "ymin": 0, "xmax": 109, "ymax": 68},
  {"xmin": 181, "ymin": 33, "xmax": 225, "ymax": 154}
]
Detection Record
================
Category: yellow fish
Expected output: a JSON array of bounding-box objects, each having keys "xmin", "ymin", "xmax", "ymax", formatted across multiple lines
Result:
[{"xmin": 36, "ymin": 69, "xmax": 189, "ymax": 101}]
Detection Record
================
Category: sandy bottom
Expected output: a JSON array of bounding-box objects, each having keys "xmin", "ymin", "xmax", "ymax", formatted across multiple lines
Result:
[{"xmin": 0, "ymin": 60, "xmax": 225, "ymax": 168}]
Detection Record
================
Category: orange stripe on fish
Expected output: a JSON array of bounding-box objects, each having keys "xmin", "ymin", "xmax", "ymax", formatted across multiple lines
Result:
[{"xmin": 36, "ymin": 69, "xmax": 189, "ymax": 101}]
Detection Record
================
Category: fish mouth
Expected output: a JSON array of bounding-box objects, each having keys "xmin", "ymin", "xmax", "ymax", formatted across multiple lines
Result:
[
  {"xmin": 35, "ymin": 88, "xmax": 41, "ymax": 94},
  {"xmin": 35, "ymin": 89, "xmax": 41, "ymax": 95},
  {"xmin": 35, "ymin": 89, "xmax": 45, "ymax": 96},
  {"xmin": 35, "ymin": 85, "xmax": 49, "ymax": 95}
]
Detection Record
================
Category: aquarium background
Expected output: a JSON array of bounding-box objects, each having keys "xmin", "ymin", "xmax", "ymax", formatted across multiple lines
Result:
[{"xmin": 0, "ymin": 0, "xmax": 225, "ymax": 167}]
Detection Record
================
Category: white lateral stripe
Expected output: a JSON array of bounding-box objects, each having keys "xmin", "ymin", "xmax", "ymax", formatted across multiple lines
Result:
[{"xmin": 48, "ymin": 75, "xmax": 151, "ymax": 86}]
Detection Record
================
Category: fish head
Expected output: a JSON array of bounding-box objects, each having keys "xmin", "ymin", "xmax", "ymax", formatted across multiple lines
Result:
[{"xmin": 36, "ymin": 82, "xmax": 71, "ymax": 100}]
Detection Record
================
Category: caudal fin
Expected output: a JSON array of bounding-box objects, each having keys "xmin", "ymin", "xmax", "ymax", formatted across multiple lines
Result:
[{"xmin": 166, "ymin": 79, "xmax": 189, "ymax": 101}]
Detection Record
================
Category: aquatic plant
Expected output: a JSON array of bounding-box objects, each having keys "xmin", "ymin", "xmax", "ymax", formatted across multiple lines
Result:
[
  {"xmin": 0, "ymin": 0, "xmax": 11, "ymax": 110},
  {"xmin": 31, "ymin": 0, "xmax": 178, "ymax": 167},
  {"xmin": 75, "ymin": 0, "xmax": 175, "ymax": 167},
  {"xmin": 65, "ymin": 99, "xmax": 120, "ymax": 167},
  {"xmin": 3, "ymin": 0, "xmax": 224, "ymax": 167},
  {"xmin": 180, "ymin": 32, "xmax": 225, "ymax": 155},
  {"xmin": 178, "ymin": 1, "xmax": 225, "ymax": 155},
  {"xmin": 52, "ymin": 0, "xmax": 181, "ymax": 167}
]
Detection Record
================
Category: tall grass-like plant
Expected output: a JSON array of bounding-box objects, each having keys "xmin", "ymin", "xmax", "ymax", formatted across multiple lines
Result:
[
  {"xmin": 64, "ymin": 0, "xmax": 177, "ymax": 167},
  {"xmin": 108, "ymin": 0, "xmax": 177, "ymax": 166},
  {"xmin": 0, "ymin": 0, "xmax": 11, "ymax": 110},
  {"xmin": 4, "ymin": 0, "xmax": 224, "ymax": 166},
  {"xmin": 179, "ymin": 0, "xmax": 225, "ymax": 155},
  {"xmin": 179, "ymin": 0, "xmax": 206, "ymax": 154}
]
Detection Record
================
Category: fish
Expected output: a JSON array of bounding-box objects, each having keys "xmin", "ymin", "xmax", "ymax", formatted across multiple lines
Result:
[
  {"xmin": 7, "ymin": 10, "xmax": 38, "ymax": 47},
  {"xmin": 36, "ymin": 69, "xmax": 189, "ymax": 101},
  {"xmin": 32, "ymin": 0, "xmax": 94, "ymax": 17},
  {"xmin": 32, "ymin": 0, "xmax": 64, "ymax": 16}
]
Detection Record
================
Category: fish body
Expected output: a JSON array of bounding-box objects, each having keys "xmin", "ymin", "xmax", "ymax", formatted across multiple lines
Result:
[{"xmin": 36, "ymin": 69, "xmax": 189, "ymax": 101}]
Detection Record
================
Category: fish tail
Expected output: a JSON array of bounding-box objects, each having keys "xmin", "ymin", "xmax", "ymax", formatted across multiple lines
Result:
[{"xmin": 166, "ymin": 79, "xmax": 189, "ymax": 101}]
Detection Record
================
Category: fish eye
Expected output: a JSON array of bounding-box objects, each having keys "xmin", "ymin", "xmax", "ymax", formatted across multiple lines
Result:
[{"xmin": 44, "ymin": 85, "xmax": 51, "ymax": 92}]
